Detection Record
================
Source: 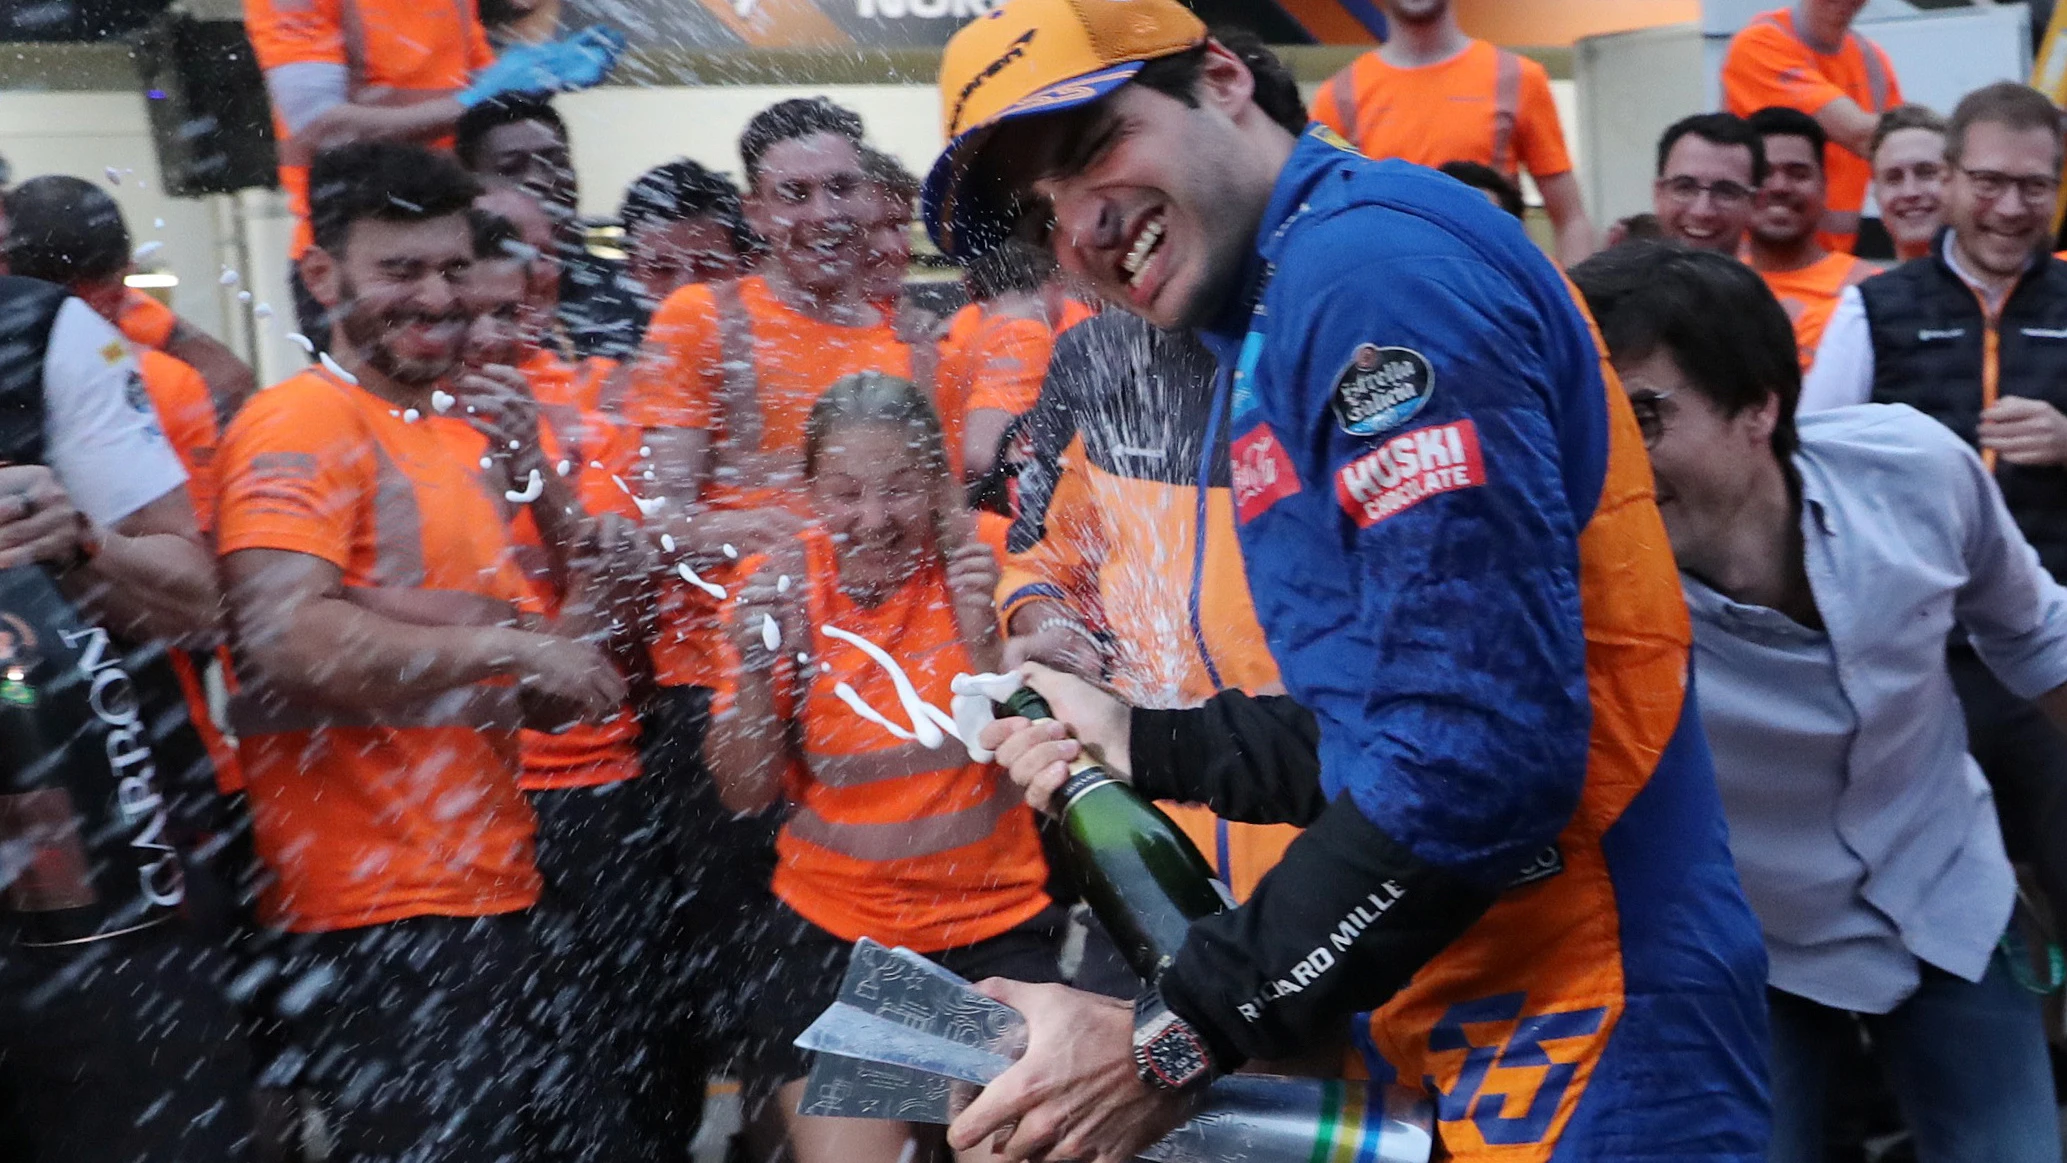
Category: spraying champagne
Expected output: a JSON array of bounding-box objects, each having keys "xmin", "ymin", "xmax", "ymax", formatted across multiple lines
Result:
[{"xmin": 996, "ymin": 685, "xmax": 1229, "ymax": 981}]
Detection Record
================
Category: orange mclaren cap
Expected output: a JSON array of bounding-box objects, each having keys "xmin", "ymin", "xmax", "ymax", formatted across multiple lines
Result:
[{"xmin": 921, "ymin": 0, "xmax": 1206, "ymax": 259}]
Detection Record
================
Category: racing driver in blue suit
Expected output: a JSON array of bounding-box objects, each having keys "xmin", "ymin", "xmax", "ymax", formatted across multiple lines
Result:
[{"xmin": 922, "ymin": 1, "xmax": 1771, "ymax": 1161}]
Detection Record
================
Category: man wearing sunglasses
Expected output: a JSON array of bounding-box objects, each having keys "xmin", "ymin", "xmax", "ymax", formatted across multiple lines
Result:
[
  {"xmin": 1653, "ymin": 112, "xmax": 1767, "ymax": 256},
  {"xmin": 1573, "ymin": 239, "xmax": 2066, "ymax": 1163},
  {"xmin": 1800, "ymin": 80, "xmax": 2067, "ymax": 975}
]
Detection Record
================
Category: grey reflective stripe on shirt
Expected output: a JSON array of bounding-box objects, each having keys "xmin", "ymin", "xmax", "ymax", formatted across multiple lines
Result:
[
  {"xmin": 229, "ymin": 682, "xmax": 522, "ymax": 735},
  {"xmin": 1328, "ymin": 65, "xmax": 1362, "ymax": 145},
  {"xmin": 804, "ymin": 741, "xmax": 968, "ymax": 789},
  {"xmin": 1490, "ymin": 49, "xmax": 1522, "ymax": 177},
  {"xmin": 264, "ymin": 61, "xmax": 350, "ymax": 135},
  {"xmin": 1757, "ymin": 12, "xmax": 1892, "ymax": 111},
  {"xmin": 782, "ymin": 782, "xmax": 1018, "ymax": 862}
]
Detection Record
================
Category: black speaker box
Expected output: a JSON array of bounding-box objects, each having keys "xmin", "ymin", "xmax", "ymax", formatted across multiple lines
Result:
[{"xmin": 131, "ymin": 14, "xmax": 279, "ymax": 196}]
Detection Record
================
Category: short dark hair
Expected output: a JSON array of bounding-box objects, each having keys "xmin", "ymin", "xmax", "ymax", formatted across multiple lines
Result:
[
  {"xmin": 1748, "ymin": 105, "xmax": 1827, "ymax": 171},
  {"xmin": 1870, "ymin": 103, "xmax": 1947, "ymax": 162},
  {"xmin": 455, "ymin": 93, "xmax": 569, "ymax": 172},
  {"xmin": 860, "ymin": 145, "xmax": 920, "ymax": 205},
  {"xmin": 1132, "ymin": 29, "xmax": 1307, "ymax": 138},
  {"xmin": 469, "ymin": 206, "xmax": 526, "ymax": 262},
  {"xmin": 1656, "ymin": 112, "xmax": 1769, "ymax": 187},
  {"xmin": 964, "ymin": 237, "xmax": 1057, "ymax": 301},
  {"xmin": 1946, "ymin": 82, "xmax": 2062, "ymax": 166},
  {"xmin": 308, "ymin": 142, "xmax": 482, "ymax": 256},
  {"xmin": 618, "ymin": 158, "xmax": 756, "ymax": 254},
  {"xmin": 1569, "ymin": 240, "xmax": 1799, "ymax": 463},
  {"xmin": 1437, "ymin": 160, "xmax": 1524, "ymax": 219},
  {"xmin": 738, "ymin": 97, "xmax": 866, "ymax": 190},
  {"xmin": 2, "ymin": 174, "xmax": 129, "ymax": 283}
]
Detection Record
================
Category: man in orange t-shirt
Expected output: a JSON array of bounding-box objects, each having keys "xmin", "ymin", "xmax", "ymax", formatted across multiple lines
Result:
[
  {"xmin": 215, "ymin": 142, "xmax": 624, "ymax": 1160},
  {"xmin": 1746, "ymin": 106, "xmax": 1879, "ymax": 372},
  {"xmin": 1723, "ymin": 1, "xmax": 1902, "ymax": 254},
  {"xmin": 623, "ymin": 95, "xmax": 921, "ymax": 1068},
  {"xmin": 465, "ymin": 202, "xmax": 703, "ymax": 1157},
  {"xmin": 1312, "ymin": 0, "xmax": 1598, "ymax": 265}
]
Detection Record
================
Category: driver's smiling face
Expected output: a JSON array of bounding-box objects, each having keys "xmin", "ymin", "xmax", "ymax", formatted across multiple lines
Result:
[{"xmin": 990, "ymin": 62, "xmax": 1260, "ymax": 330}]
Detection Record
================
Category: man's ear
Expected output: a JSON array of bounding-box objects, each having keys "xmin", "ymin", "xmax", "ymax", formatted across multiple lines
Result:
[
  {"xmin": 301, "ymin": 245, "xmax": 343, "ymax": 310},
  {"xmin": 1746, "ymin": 390, "xmax": 1782, "ymax": 446},
  {"xmin": 1195, "ymin": 40, "xmax": 1256, "ymax": 118}
]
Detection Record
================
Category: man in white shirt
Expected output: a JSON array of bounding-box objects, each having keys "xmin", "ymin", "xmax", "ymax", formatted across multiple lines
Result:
[
  {"xmin": 0, "ymin": 274, "xmax": 250, "ymax": 1162},
  {"xmin": 1573, "ymin": 239, "xmax": 2065, "ymax": 1163}
]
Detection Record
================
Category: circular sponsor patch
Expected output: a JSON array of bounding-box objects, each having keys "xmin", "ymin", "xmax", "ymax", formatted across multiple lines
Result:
[{"xmin": 1331, "ymin": 345, "xmax": 1434, "ymax": 437}]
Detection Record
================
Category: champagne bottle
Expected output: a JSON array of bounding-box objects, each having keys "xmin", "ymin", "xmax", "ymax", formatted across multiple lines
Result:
[
  {"xmin": 997, "ymin": 686, "xmax": 1229, "ymax": 981},
  {"xmin": 0, "ymin": 564, "xmax": 185, "ymax": 946}
]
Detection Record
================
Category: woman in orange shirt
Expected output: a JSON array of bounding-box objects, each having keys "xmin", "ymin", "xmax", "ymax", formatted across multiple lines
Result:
[{"xmin": 703, "ymin": 371, "xmax": 1058, "ymax": 1163}]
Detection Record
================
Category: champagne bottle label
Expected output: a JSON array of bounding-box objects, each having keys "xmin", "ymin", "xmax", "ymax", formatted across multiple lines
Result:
[{"xmin": 1057, "ymin": 767, "xmax": 1117, "ymax": 810}]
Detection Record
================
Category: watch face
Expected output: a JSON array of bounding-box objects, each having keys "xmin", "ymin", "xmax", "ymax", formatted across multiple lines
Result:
[{"xmin": 1137, "ymin": 1017, "xmax": 1211, "ymax": 1091}]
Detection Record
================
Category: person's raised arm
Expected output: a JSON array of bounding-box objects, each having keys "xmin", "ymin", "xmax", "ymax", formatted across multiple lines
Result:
[
  {"xmin": 702, "ymin": 564, "xmax": 803, "ymax": 812},
  {"xmin": 223, "ymin": 546, "xmax": 620, "ymax": 725}
]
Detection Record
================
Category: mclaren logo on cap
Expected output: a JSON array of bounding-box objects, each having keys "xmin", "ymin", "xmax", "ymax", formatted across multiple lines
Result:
[
  {"xmin": 949, "ymin": 28, "xmax": 1037, "ymax": 134},
  {"xmin": 994, "ymin": 63, "xmax": 1140, "ymax": 119}
]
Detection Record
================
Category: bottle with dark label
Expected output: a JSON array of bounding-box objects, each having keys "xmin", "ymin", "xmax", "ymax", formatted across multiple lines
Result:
[
  {"xmin": 997, "ymin": 686, "xmax": 1229, "ymax": 981},
  {"xmin": 0, "ymin": 564, "xmax": 185, "ymax": 947}
]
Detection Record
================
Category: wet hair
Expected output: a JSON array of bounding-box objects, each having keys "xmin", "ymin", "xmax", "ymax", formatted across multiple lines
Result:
[
  {"xmin": 964, "ymin": 237, "xmax": 1058, "ymax": 301},
  {"xmin": 1569, "ymin": 240, "xmax": 1798, "ymax": 463},
  {"xmin": 860, "ymin": 146, "xmax": 920, "ymax": 206},
  {"xmin": 1870, "ymin": 103, "xmax": 1947, "ymax": 161},
  {"xmin": 738, "ymin": 97, "xmax": 866, "ymax": 190},
  {"xmin": 1437, "ymin": 160, "xmax": 1524, "ymax": 219},
  {"xmin": 2, "ymin": 174, "xmax": 129, "ymax": 283},
  {"xmin": 618, "ymin": 158, "xmax": 757, "ymax": 254},
  {"xmin": 1131, "ymin": 27, "xmax": 1308, "ymax": 137},
  {"xmin": 469, "ymin": 206, "xmax": 527, "ymax": 263},
  {"xmin": 1946, "ymin": 82, "xmax": 2063, "ymax": 167},
  {"xmin": 1656, "ymin": 112, "xmax": 1769, "ymax": 187},
  {"xmin": 1748, "ymin": 105, "xmax": 1828, "ymax": 172},
  {"xmin": 308, "ymin": 142, "xmax": 481, "ymax": 256},
  {"xmin": 804, "ymin": 371, "xmax": 951, "ymax": 484},
  {"xmin": 455, "ymin": 93, "xmax": 568, "ymax": 172}
]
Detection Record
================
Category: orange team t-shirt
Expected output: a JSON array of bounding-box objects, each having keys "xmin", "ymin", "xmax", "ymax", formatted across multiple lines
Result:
[
  {"xmin": 215, "ymin": 369, "xmax": 541, "ymax": 931},
  {"xmin": 1722, "ymin": 9, "xmax": 1901, "ymax": 255},
  {"xmin": 242, "ymin": 0, "xmax": 492, "ymax": 257},
  {"xmin": 135, "ymin": 347, "xmax": 246, "ymax": 793},
  {"xmin": 1758, "ymin": 252, "xmax": 1879, "ymax": 373},
  {"xmin": 712, "ymin": 530, "xmax": 1049, "ymax": 952},
  {"xmin": 624, "ymin": 274, "xmax": 912, "ymax": 689},
  {"xmin": 507, "ymin": 350, "xmax": 644, "ymax": 790},
  {"xmin": 1311, "ymin": 40, "xmax": 1573, "ymax": 181}
]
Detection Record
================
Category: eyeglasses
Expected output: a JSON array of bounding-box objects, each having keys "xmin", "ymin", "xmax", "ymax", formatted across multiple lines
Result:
[
  {"xmin": 1656, "ymin": 176, "xmax": 1755, "ymax": 207},
  {"xmin": 1628, "ymin": 387, "xmax": 1675, "ymax": 448},
  {"xmin": 1957, "ymin": 167, "xmax": 2061, "ymax": 204}
]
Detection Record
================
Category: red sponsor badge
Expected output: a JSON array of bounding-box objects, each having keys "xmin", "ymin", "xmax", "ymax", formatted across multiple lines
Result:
[
  {"xmin": 1232, "ymin": 423, "xmax": 1300, "ymax": 523},
  {"xmin": 1333, "ymin": 419, "xmax": 1486, "ymax": 528}
]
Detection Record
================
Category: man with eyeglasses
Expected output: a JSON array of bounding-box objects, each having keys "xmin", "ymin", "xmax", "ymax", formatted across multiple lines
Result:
[
  {"xmin": 1801, "ymin": 80, "xmax": 2067, "ymax": 958},
  {"xmin": 1653, "ymin": 113, "xmax": 1766, "ymax": 256},
  {"xmin": 1574, "ymin": 238, "xmax": 2066, "ymax": 1163}
]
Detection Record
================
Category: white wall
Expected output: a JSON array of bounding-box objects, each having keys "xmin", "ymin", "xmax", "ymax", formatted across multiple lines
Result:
[{"xmin": 0, "ymin": 89, "xmax": 235, "ymax": 339}]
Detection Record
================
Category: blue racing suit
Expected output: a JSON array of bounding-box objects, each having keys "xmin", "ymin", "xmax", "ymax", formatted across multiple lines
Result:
[{"xmin": 1149, "ymin": 127, "xmax": 1771, "ymax": 1161}]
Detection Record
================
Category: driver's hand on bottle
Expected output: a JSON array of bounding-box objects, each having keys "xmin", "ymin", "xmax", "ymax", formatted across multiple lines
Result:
[{"xmin": 979, "ymin": 662, "xmax": 1134, "ymax": 815}]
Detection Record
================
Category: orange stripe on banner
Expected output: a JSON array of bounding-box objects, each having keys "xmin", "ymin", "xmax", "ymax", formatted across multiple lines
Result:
[
  {"xmin": 1275, "ymin": 0, "xmax": 1383, "ymax": 43},
  {"xmin": 694, "ymin": 0, "xmax": 852, "ymax": 47}
]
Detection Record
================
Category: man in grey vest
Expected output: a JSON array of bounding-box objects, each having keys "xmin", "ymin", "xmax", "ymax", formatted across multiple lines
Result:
[{"xmin": 1801, "ymin": 80, "xmax": 2067, "ymax": 932}]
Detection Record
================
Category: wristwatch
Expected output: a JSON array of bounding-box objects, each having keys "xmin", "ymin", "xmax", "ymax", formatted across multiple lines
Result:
[{"xmin": 1131, "ymin": 984, "xmax": 1215, "ymax": 1092}]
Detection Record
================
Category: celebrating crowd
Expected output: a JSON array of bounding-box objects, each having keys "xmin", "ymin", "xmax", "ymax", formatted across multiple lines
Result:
[{"xmin": 6, "ymin": 0, "xmax": 2067, "ymax": 1160}]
